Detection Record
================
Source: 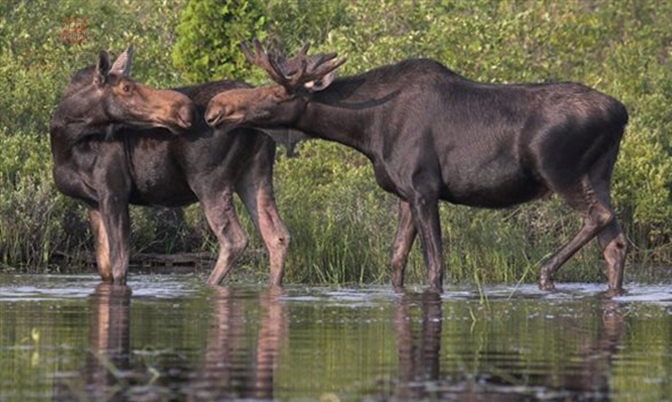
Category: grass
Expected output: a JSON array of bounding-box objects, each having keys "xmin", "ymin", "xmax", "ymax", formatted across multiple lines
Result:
[{"xmin": 0, "ymin": 139, "xmax": 651, "ymax": 287}]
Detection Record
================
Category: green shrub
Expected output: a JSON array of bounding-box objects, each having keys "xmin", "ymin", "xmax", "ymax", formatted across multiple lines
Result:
[{"xmin": 172, "ymin": 0, "xmax": 266, "ymax": 83}]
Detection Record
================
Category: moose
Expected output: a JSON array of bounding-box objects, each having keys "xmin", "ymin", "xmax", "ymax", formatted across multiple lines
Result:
[
  {"xmin": 50, "ymin": 47, "xmax": 293, "ymax": 286},
  {"xmin": 205, "ymin": 40, "xmax": 629, "ymax": 293}
]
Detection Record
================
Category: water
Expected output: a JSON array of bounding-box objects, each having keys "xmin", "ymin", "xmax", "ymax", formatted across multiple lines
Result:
[{"xmin": 0, "ymin": 275, "xmax": 671, "ymax": 401}]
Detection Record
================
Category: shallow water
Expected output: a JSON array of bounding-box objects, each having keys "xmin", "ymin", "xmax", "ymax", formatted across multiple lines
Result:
[{"xmin": 0, "ymin": 275, "xmax": 670, "ymax": 401}]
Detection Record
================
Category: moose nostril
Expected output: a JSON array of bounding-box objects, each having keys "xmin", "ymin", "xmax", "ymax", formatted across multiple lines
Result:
[{"xmin": 205, "ymin": 108, "xmax": 222, "ymax": 127}]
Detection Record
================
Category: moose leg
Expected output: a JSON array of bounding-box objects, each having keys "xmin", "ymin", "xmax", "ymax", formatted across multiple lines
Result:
[
  {"xmin": 539, "ymin": 176, "xmax": 614, "ymax": 290},
  {"xmin": 254, "ymin": 288, "xmax": 287, "ymax": 398},
  {"xmin": 259, "ymin": 195, "xmax": 290, "ymax": 287},
  {"xmin": 237, "ymin": 143, "xmax": 290, "ymax": 287},
  {"xmin": 99, "ymin": 197, "xmax": 130, "ymax": 284},
  {"xmin": 391, "ymin": 200, "xmax": 417, "ymax": 289},
  {"xmin": 202, "ymin": 190, "xmax": 249, "ymax": 286},
  {"xmin": 597, "ymin": 221, "xmax": 626, "ymax": 292},
  {"xmin": 88, "ymin": 207, "xmax": 112, "ymax": 282},
  {"xmin": 409, "ymin": 195, "xmax": 444, "ymax": 292},
  {"xmin": 590, "ymin": 149, "xmax": 627, "ymax": 292},
  {"xmin": 239, "ymin": 185, "xmax": 290, "ymax": 287}
]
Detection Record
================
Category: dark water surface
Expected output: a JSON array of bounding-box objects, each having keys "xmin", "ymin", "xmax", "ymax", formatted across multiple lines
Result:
[{"xmin": 0, "ymin": 275, "xmax": 671, "ymax": 401}]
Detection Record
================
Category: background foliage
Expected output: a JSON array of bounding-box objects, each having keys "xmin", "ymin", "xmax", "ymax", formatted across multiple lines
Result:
[
  {"xmin": 0, "ymin": 0, "xmax": 671, "ymax": 285},
  {"xmin": 172, "ymin": 0, "xmax": 266, "ymax": 82}
]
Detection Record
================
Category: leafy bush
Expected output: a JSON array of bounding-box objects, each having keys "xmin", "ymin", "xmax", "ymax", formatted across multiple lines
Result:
[{"xmin": 172, "ymin": 0, "xmax": 266, "ymax": 83}]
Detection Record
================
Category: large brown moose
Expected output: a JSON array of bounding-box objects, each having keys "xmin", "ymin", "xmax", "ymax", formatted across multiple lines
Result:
[
  {"xmin": 205, "ymin": 40, "xmax": 629, "ymax": 293},
  {"xmin": 50, "ymin": 47, "xmax": 292, "ymax": 285}
]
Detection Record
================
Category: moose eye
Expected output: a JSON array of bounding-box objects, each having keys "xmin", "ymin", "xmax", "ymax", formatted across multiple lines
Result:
[
  {"xmin": 122, "ymin": 84, "xmax": 132, "ymax": 93},
  {"xmin": 270, "ymin": 91, "xmax": 290, "ymax": 103}
]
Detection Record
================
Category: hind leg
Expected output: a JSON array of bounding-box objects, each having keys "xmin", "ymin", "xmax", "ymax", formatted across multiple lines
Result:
[
  {"xmin": 408, "ymin": 192, "xmax": 444, "ymax": 293},
  {"xmin": 597, "ymin": 220, "xmax": 626, "ymax": 292},
  {"xmin": 539, "ymin": 175, "xmax": 615, "ymax": 290},
  {"xmin": 391, "ymin": 200, "xmax": 417, "ymax": 289},
  {"xmin": 201, "ymin": 190, "xmax": 249, "ymax": 286},
  {"xmin": 237, "ymin": 142, "xmax": 290, "ymax": 287},
  {"xmin": 239, "ymin": 181, "xmax": 290, "ymax": 287},
  {"xmin": 590, "ymin": 149, "xmax": 627, "ymax": 292}
]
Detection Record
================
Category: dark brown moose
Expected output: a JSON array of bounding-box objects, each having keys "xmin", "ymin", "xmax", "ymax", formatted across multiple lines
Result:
[
  {"xmin": 50, "ymin": 47, "xmax": 291, "ymax": 285},
  {"xmin": 205, "ymin": 40, "xmax": 629, "ymax": 293}
]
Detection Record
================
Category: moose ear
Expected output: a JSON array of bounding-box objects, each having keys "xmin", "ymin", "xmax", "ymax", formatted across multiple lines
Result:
[
  {"xmin": 303, "ymin": 55, "xmax": 346, "ymax": 92},
  {"xmin": 94, "ymin": 50, "xmax": 111, "ymax": 87},
  {"xmin": 304, "ymin": 70, "xmax": 337, "ymax": 92},
  {"xmin": 109, "ymin": 45, "xmax": 134, "ymax": 77}
]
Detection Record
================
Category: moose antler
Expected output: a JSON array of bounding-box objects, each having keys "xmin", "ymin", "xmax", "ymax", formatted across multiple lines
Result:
[
  {"xmin": 241, "ymin": 39, "xmax": 347, "ymax": 92},
  {"xmin": 241, "ymin": 39, "xmax": 289, "ymax": 85}
]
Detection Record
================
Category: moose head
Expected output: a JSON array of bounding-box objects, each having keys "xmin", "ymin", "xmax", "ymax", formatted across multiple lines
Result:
[
  {"xmin": 54, "ymin": 46, "xmax": 195, "ymax": 137},
  {"xmin": 205, "ymin": 39, "xmax": 346, "ymax": 129}
]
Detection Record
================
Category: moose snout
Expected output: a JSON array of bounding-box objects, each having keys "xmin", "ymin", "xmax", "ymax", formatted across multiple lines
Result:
[
  {"xmin": 176, "ymin": 102, "xmax": 196, "ymax": 129},
  {"xmin": 205, "ymin": 104, "xmax": 223, "ymax": 128}
]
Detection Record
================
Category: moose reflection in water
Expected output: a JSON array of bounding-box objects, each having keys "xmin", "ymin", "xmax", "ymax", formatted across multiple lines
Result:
[
  {"xmin": 3, "ymin": 277, "xmax": 664, "ymax": 400},
  {"xmin": 53, "ymin": 283, "xmax": 132, "ymax": 401},
  {"xmin": 556, "ymin": 299, "xmax": 626, "ymax": 398},
  {"xmin": 190, "ymin": 287, "xmax": 287, "ymax": 400},
  {"xmin": 392, "ymin": 291, "xmax": 442, "ymax": 401},
  {"xmin": 85, "ymin": 284, "xmax": 132, "ymax": 401},
  {"xmin": 376, "ymin": 293, "xmax": 627, "ymax": 401},
  {"xmin": 54, "ymin": 285, "xmax": 286, "ymax": 400}
]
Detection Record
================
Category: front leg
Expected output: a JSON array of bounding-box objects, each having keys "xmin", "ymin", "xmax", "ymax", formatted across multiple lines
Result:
[
  {"xmin": 99, "ymin": 196, "xmax": 131, "ymax": 284},
  {"xmin": 88, "ymin": 148, "xmax": 132, "ymax": 284},
  {"xmin": 409, "ymin": 194, "xmax": 444, "ymax": 292},
  {"xmin": 391, "ymin": 200, "xmax": 417, "ymax": 289},
  {"xmin": 88, "ymin": 207, "xmax": 112, "ymax": 282}
]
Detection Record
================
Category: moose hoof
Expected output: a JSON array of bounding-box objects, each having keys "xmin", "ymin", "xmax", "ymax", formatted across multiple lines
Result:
[
  {"xmin": 539, "ymin": 276, "xmax": 555, "ymax": 291},
  {"xmin": 112, "ymin": 276, "xmax": 127, "ymax": 286},
  {"xmin": 603, "ymin": 287, "xmax": 626, "ymax": 298},
  {"xmin": 427, "ymin": 284, "xmax": 443, "ymax": 294},
  {"xmin": 391, "ymin": 273, "xmax": 404, "ymax": 290}
]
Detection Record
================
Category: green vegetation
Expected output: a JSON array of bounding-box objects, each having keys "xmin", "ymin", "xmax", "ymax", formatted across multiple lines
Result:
[
  {"xmin": 172, "ymin": 0, "xmax": 266, "ymax": 82},
  {"xmin": 1, "ymin": 0, "xmax": 671, "ymax": 284}
]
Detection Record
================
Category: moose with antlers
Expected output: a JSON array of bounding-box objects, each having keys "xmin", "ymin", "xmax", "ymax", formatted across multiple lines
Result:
[{"xmin": 205, "ymin": 40, "xmax": 629, "ymax": 293}]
